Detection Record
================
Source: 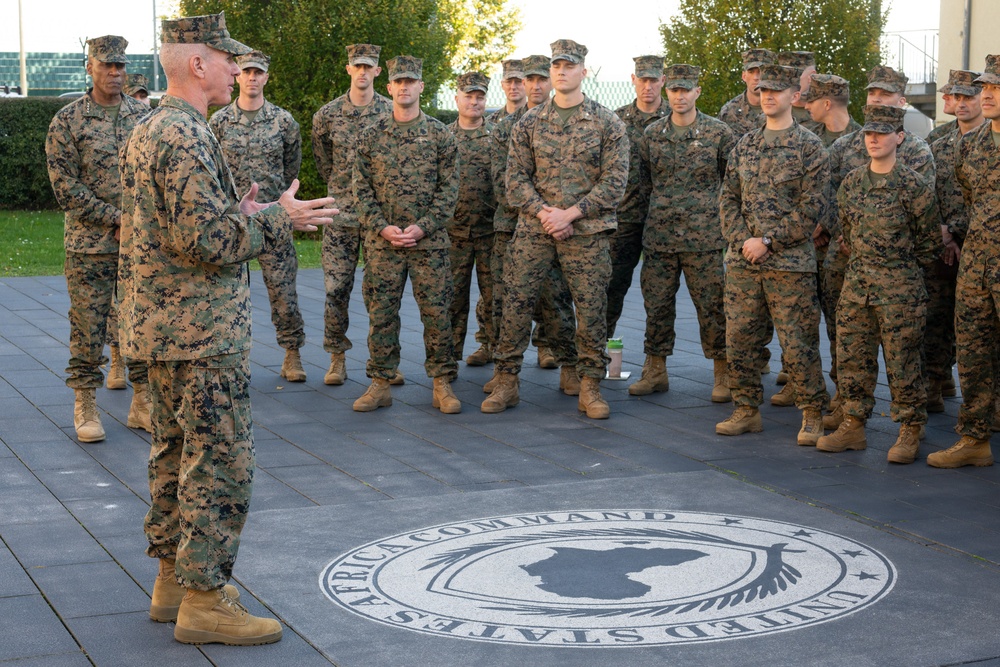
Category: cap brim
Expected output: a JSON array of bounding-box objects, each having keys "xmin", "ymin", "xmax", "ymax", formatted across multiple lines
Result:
[
  {"xmin": 635, "ymin": 69, "xmax": 663, "ymax": 79},
  {"xmin": 240, "ymin": 60, "xmax": 268, "ymax": 72},
  {"xmin": 210, "ymin": 37, "xmax": 252, "ymax": 56},
  {"xmin": 502, "ymin": 72, "xmax": 525, "ymax": 80},
  {"xmin": 389, "ymin": 71, "xmax": 421, "ymax": 81},
  {"xmin": 950, "ymin": 84, "xmax": 981, "ymax": 96},
  {"xmin": 551, "ymin": 54, "xmax": 582, "ymax": 64},
  {"xmin": 459, "ymin": 86, "xmax": 488, "ymax": 93},
  {"xmin": 865, "ymin": 83, "xmax": 903, "ymax": 93},
  {"xmin": 756, "ymin": 82, "xmax": 792, "ymax": 91},
  {"xmin": 665, "ymin": 80, "xmax": 696, "ymax": 90},
  {"xmin": 973, "ymin": 73, "xmax": 1000, "ymax": 85},
  {"xmin": 350, "ymin": 57, "xmax": 378, "ymax": 67},
  {"xmin": 743, "ymin": 61, "xmax": 766, "ymax": 71},
  {"xmin": 95, "ymin": 55, "xmax": 130, "ymax": 64},
  {"xmin": 862, "ymin": 121, "xmax": 901, "ymax": 133},
  {"xmin": 524, "ymin": 69, "xmax": 550, "ymax": 77}
]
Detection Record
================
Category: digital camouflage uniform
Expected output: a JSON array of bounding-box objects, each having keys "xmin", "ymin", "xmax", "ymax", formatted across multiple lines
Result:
[
  {"xmin": 447, "ymin": 72, "xmax": 497, "ymax": 357},
  {"xmin": 210, "ymin": 93, "xmax": 304, "ymax": 351},
  {"xmin": 718, "ymin": 91, "xmax": 766, "ymax": 138},
  {"xmin": 608, "ymin": 55, "xmax": 670, "ymax": 337},
  {"xmin": 825, "ymin": 128, "xmax": 935, "ymax": 384},
  {"xmin": 924, "ymin": 70, "xmax": 983, "ymax": 393},
  {"xmin": 46, "ymin": 40, "xmax": 150, "ymax": 390},
  {"xmin": 312, "ymin": 45, "xmax": 393, "ymax": 356},
  {"xmin": 954, "ymin": 114, "xmax": 1000, "ymax": 440},
  {"xmin": 927, "ymin": 118, "xmax": 958, "ymax": 145},
  {"xmin": 639, "ymin": 106, "xmax": 735, "ymax": 361},
  {"xmin": 836, "ymin": 149, "xmax": 939, "ymax": 426},
  {"xmin": 496, "ymin": 93, "xmax": 629, "ymax": 379},
  {"xmin": 720, "ymin": 88, "xmax": 830, "ymax": 411},
  {"xmin": 120, "ymin": 89, "xmax": 292, "ymax": 588},
  {"xmin": 797, "ymin": 73, "xmax": 861, "ymax": 383},
  {"xmin": 490, "ymin": 67, "xmax": 576, "ymax": 366},
  {"xmin": 354, "ymin": 106, "xmax": 460, "ymax": 380}
]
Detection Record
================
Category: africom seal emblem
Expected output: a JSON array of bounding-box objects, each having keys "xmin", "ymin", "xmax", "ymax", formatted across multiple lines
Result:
[{"xmin": 319, "ymin": 510, "xmax": 895, "ymax": 647}]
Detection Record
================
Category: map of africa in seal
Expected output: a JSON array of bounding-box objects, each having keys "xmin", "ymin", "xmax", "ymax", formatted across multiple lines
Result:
[{"xmin": 319, "ymin": 510, "xmax": 896, "ymax": 647}]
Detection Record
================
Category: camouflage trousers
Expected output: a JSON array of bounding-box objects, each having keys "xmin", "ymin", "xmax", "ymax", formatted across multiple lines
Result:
[
  {"xmin": 819, "ymin": 241, "xmax": 849, "ymax": 383},
  {"xmin": 449, "ymin": 233, "xmax": 495, "ymax": 357},
  {"xmin": 322, "ymin": 226, "xmax": 362, "ymax": 354},
  {"xmin": 492, "ymin": 231, "xmax": 577, "ymax": 365},
  {"xmin": 259, "ymin": 233, "xmax": 305, "ymax": 350},
  {"xmin": 955, "ymin": 266, "xmax": 1000, "ymax": 439},
  {"xmin": 606, "ymin": 222, "xmax": 644, "ymax": 338},
  {"xmin": 495, "ymin": 230, "xmax": 610, "ymax": 379},
  {"xmin": 64, "ymin": 252, "xmax": 147, "ymax": 388},
  {"xmin": 145, "ymin": 351, "xmax": 253, "ymax": 591},
  {"xmin": 924, "ymin": 264, "xmax": 957, "ymax": 384},
  {"xmin": 362, "ymin": 244, "xmax": 457, "ymax": 380},
  {"xmin": 640, "ymin": 248, "xmax": 726, "ymax": 359},
  {"xmin": 725, "ymin": 264, "xmax": 827, "ymax": 410},
  {"xmin": 836, "ymin": 299, "xmax": 928, "ymax": 425}
]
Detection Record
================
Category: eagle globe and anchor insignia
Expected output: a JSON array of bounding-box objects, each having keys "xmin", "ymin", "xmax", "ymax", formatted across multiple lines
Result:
[{"xmin": 320, "ymin": 510, "xmax": 895, "ymax": 647}]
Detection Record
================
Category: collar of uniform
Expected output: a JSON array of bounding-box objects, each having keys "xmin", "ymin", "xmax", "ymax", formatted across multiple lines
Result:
[
  {"xmin": 663, "ymin": 109, "xmax": 707, "ymax": 141},
  {"xmin": 159, "ymin": 94, "xmax": 210, "ymax": 123},
  {"xmin": 621, "ymin": 98, "xmax": 667, "ymax": 121},
  {"xmin": 338, "ymin": 92, "xmax": 386, "ymax": 116},
  {"xmin": 385, "ymin": 110, "xmax": 429, "ymax": 136},
  {"xmin": 450, "ymin": 120, "xmax": 491, "ymax": 138},
  {"xmin": 82, "ymin": 90, "xmax": 124, "ymax": 119},
  {"xmin": 753, "ymin": 123, "xmax": 804, "ymax": 147},
  {"xmin": 227, "ymin": 98, "xmax": 274, "ymax": 124},
  {"xmin": 539, "ymin": 95, "xmax": 597, "ymax": 124},
  {"xmin": 862, "ymin": 161, "xmax": 901, "ymax": 190}
]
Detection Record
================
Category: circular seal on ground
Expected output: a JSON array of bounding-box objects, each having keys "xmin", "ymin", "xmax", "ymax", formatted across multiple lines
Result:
[{"xmin": 319, "ymin": 510, "xmax": 895, "ymax": 647}]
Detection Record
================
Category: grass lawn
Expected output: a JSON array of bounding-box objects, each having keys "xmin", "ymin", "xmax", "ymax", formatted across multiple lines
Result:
[{"xmin": 0, "ymin": 210, "xmax": 326, "ymax": 277}]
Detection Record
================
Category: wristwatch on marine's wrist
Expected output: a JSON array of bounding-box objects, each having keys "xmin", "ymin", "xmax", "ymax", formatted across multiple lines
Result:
[{"xmin": 761, "ymin": 236, "xmax": 772, "ymax": 248}]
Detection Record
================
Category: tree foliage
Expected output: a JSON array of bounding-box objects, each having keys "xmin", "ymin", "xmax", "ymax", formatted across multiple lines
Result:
[
  {"xmin": 177, "ymin": 0, "xmax": 519, "ymax": 197},
  {"xmin": 660, "ymin": 0, "xmax": 886, "ymax": 121}
]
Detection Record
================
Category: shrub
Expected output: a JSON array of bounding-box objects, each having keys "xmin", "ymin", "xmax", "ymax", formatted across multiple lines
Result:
[{"xmin": 0, "ymin": 97, "xmax": 72, "ymax": 210}]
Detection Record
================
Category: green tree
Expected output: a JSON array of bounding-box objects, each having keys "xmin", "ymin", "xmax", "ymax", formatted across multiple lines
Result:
[
  {"xmin": 660, "ymin": 0, "xmax": 886, "ymax": 121},
  {"xmin": 178, "ymin": 0, "xmax": 518, "ymax": 197}
]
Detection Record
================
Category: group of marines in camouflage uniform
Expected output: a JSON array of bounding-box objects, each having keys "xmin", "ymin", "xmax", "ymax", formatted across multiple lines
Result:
[{"xmin": 43, "ymin": 6, "xmax": 1000, "ymax": 647}]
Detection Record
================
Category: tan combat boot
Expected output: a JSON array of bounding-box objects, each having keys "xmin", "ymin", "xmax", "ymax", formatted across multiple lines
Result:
[
  {"xmin": 107, "ymin": 346, "xmax": 126, "ymax": 390},
  {"xmin": 174, "ymin": 588, "xmax": 282, "ymax": 646},
  {"xmin": 324, "ymin": 352, "xmax": 346, "ymax": 385},
  {"xmin": 822, "ymin": 403, "xmax": 845, "ymax": 430},
  {"xmin": 481, "ymin": 373, "xmax": 519, "ymax": 413},
  {"xmin": 73, "ymin": 388, "xmax": 105, "ymax": 443},
  {"xmin": 150, "ymin": 558, "xmax": 240, "ymax": 623},
  {"xmin": 432, "ymin": 376, "xmax": 462, "ymax": 414},
  {"xmin": 925, "ymin": 378, "xmax": 945, "ymax": 413},
  {"xmin": 711, "ymin": 358, "xmax": 731, "ymax": 403},
  {"xmin": 466, "ymin": 344, "xmax": 492, "ymax": 366},
  {"xmin": 353, "ymin": 378, "xmax": 392, "ymax": 412},
  {"xmin": 775, "ymin": 369, "xmax": 789, "ymax": 385},
  {"xmin": 942, "ymin": 373, "xmax": 957, "ymax": 397},
  {"xmin": 797, "ymin": 408, "xmax": 823, "ymax": 446},
  {"xmin": 770, "ymin": 383, "xmax": 796, "ymax": 407},
  {"xmin": 628, "ymin": 355, "xmax": 668, "ymax": 396},
  {"xmin": 537, "ymin": 347, "xmax": 558, "ymax": 369},
  {"xmin": 578, "ymin": 376, "xmax": 610, "ymax": 419},
  {"xmin": 887, "ymin": 423, "xmax": 922, "ymax": 464},
  {"xmin": 127, "ymin": 383, "xmax": 152, "ymax": 433},
  {"xmin": 483, "ymin": 370, "xmax": 499, "ymax": 394},
  {"xmin": 716, "ymin": 406, "xmax": 762, "ymax": 436},
  {"xmin": 816, "ymin": 415, "xmax": 867, "ymax": 452},
  {"xmin": 280, "ymin": 349, "xmax": 306, "ymax": 382},
  {"xmin": 560, "ymin": 366, "xmax": 581, "ymax": 396},
  {"xmin": 927, "ymin": 436, "xmax": 994, "ymax": 468},
  {"xmin": 389, "ymin": 370, "xmax": 405, "ymax": 386}
]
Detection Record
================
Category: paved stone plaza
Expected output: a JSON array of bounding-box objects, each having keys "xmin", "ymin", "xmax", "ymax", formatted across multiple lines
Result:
[{"xmin": 1, "ymin": 268, "xmax": 998, "ymax": 666}]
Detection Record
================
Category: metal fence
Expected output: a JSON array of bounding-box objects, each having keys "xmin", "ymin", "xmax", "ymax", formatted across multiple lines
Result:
[
  {"xmin": 435, "ymin": 79, "xmax": 638, "ymax": 111},
  {"xmin": 881, "ymin": 30, "xmax": 938, "ymax": 85},
  {"xmin": 0, "ymin": 52, "xmax": 165, "ymax": 96}
]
